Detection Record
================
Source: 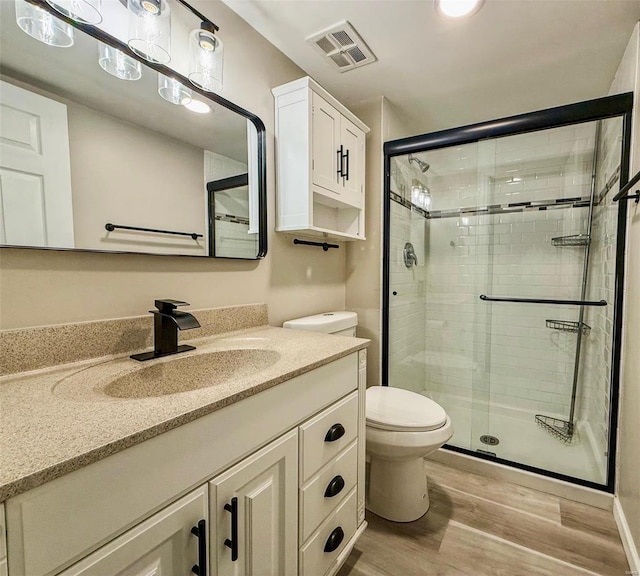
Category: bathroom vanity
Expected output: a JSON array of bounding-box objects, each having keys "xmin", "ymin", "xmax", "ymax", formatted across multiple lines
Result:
[{"xmin": 0, "ymin": 305, "xmax": 368, "ymax": 576}]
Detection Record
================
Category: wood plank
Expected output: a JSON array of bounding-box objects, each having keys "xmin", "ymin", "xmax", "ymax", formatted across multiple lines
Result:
[
  {"xmin": 426, "ymin": 459, "xmax": 562, "ymax": 523},
  {"xmin": 430, "ymin": 484, "xmax": 628, "ymax": 575},
  {"xmin": 439, "ymin": 521, "xmax": 601, "ymax": 576},
  {"xmin": 559, "ymin": 498, "xmax": 622, "ymax": 541}
]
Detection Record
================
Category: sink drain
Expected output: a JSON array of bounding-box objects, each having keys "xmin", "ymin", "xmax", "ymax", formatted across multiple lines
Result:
[{"xmin": 480, "ymin": 435, "xmax": 499, "ymax": 446}]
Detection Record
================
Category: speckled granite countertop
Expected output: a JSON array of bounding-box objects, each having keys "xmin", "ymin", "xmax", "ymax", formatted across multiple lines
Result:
[{"xmin": 0, "ymin": 326, "xmax": 368, "ymax": 501}]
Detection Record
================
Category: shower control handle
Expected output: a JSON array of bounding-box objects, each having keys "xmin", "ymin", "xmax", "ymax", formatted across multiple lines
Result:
[{"xmin": 324, "ymin": 423, "xmax": 345, "ymax": 443}]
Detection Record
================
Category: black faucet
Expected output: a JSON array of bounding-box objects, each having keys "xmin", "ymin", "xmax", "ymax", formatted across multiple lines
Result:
[{"xmin": 130, "ymin": 299, "xmax": 201, "ymax": 361}]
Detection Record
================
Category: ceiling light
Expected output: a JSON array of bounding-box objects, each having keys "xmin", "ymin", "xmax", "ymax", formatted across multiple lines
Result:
[
  {"xmin": 434, "ymin": 0, "xmax": 484, "ymax": 18},
  {"xmin": 15, "ymin": 0, "xmax": 74, "ymax": 47},
  {"xmin": 184, "ymin": 99, "xmax": 211, "ymax": 114},
  {"xmin": 158, "ymin": 74, "xmax": 192, "ymax": 105},
  {"xmin": 188, "ymin": 21, "xmax": 223, "ymax": 93},
  {"xmin": 127, "ymin": 0, "xmax": 171, "ymax": 64},
  {"xmin": 45, "ymin": 0, "xmax": 102, "ymax": 25},
  {"xmin": 98, "ymin": 42, "xmax": 142, "ymax": 80}
]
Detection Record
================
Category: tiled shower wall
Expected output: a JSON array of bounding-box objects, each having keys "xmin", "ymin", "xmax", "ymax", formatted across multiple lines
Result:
[
  {"xmin": 389, "ymin": 122, "xmax": 604, "ymax": 421},
  {"xmin": 388, "ymin": 200, "xmax": 427, "ymax": 394},
  {"xmin": 579, "ymin": 117, "xmax": 623, "ymax": 474}
]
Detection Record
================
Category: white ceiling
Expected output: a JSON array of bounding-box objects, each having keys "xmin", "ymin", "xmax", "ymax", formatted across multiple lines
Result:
[{"xmin": 222, "ymin": 0, "xmax": 640, "ymax": 135}]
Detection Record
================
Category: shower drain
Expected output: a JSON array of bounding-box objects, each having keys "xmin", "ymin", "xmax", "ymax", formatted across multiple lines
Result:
[{"xmin": 480, "ymin": 435, "xmax": 500, "ymax": 446}]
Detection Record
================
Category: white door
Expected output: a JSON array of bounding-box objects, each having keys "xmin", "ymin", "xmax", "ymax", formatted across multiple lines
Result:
[
  {"xmin": 210, "ymin": 430, "xmax": 298, "ymax": 576},
  {"xmin": 311, "ymin": 92, "xmax": 341, "ymax": 197},
  {"xmin": 339, "ymin": 118, "xmax": 364, "ymax": 208},
  {"xmin": 0, "ymin": 80, "xmax": 74, "ymax": 247},
  {"xmin": 58, "ymin": 486, "xmax": 208, "ymax": 576}
]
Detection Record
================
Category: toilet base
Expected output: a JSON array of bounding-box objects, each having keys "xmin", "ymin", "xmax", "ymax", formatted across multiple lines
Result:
[{"xmin": 366, "ymin": 457, "xmax": 429, "ymax": 522}]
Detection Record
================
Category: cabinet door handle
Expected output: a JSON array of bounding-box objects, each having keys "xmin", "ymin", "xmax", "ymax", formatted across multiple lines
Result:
[
  {"xmin": 337, "ymin": 145, "xmax": 344, "ymax": 179},
  {"xmin": 190, "ymin": 519, "xmax": 207, "ymax": 575},
  {"xmin": 344, "ymin": 149, "xmax": 350, "ymax": 181},
  {"xmin": 324, "ymin": 526, "xmax": 345, "ymax": 553},
  {"xmin": 224, "ymin": 497, "xmax": 239, "ymax": 562},
  {"xmin": 324, "ymin": 423, "xmax": 346, "ymax": 442},
  {"xmin": 324, "ymin": 475, "xmax": 345, "ymax": 498}
]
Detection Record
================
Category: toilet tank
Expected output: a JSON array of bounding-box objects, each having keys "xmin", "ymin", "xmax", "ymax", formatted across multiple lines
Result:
[{"xmin": 283, "ymin": 311, "xmax": 357, "ymax": 337}]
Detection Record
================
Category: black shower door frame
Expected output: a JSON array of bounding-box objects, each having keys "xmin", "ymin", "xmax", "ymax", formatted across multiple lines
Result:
[{"xmin": 382, "ymin": 93, "xmax": 633, "ymax": 492}]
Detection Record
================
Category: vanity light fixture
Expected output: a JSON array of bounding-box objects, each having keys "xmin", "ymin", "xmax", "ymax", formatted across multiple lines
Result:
[
  {"xmin": 127, "ymin": 0, "xmax": 171, "ymax": 64},
  {"xmin": 158, "ymin": 73, "xmax": 192, "ymax": 105},
  {"xmin": 15, "ymin": 0, "xmax": 74, "ymax": 47},
  {"xmin": 188, "ymin": 21, "xmax": 223, "ymax": 93},
  {"xmin": 45, "ymin": 0, "xmax": 102, "ymax": 25},
  {"xmin": 98, "ymin": 41, "xmax": 142, "ymax": 80},
  {"xmin": 184, "ymin": 99, "xmax": 211, "ymax": 114},
  {"xmin": 434, "ymin": 0, "xmax": 484, "ymax": 18}
]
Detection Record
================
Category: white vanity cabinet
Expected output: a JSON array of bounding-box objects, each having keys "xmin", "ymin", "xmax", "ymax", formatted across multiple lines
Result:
[
  {"xmin": 57, "ymin": 486, "xmax": 208, "ymax": 576},
  {"xmin": 210, "ymin": 430, "xmax": 298, "ymax": 576},
  {"xmin": 4, "ymin": 350, "xmax": 367, "ymax": 576},
  {"xmin": 272, "ymin": 77, "xmax": 369, "ymax": 241}
]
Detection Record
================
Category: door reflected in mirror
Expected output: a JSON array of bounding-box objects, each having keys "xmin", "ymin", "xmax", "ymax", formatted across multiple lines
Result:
[{"xmin": 0, "ymin": 0, "xmax": 266, "ymax": 259}]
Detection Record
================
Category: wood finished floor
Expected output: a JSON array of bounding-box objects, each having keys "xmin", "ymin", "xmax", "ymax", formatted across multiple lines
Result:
[{"xmin": 337, "ymin": 460, "xmax": 629, "ymax": 576}]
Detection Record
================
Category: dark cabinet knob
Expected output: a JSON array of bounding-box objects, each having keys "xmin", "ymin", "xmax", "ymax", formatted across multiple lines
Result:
[
  {"xmin": 324, "ymin": 423, "xmax": 345, "ymax": 443},
  {"xmin": 324, "ymin": 526, "xmax": 345, "ymax": 553},
  {"xmin": 324, "ymin": 475, "xmax": 345, "ymax": 498}
]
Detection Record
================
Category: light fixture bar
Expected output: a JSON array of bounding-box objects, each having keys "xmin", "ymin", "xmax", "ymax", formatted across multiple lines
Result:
[{"xmin": 115, "ymin": 0, "xmax": 219, "ymax": 32}]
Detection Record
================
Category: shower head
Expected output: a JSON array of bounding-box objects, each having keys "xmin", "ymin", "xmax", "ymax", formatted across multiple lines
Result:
[{"xmin": 408, "ymin": 153, "xmax": 430, "ymax": 173}]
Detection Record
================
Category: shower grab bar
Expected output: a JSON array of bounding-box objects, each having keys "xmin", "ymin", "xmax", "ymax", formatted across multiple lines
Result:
[
  {"xmin": 612, "ymin": 168, "xmax": 640, "ymax": 203},
  {"xmin": 479, "ymin": 295, "xmax": 607, "ymax": 306}
]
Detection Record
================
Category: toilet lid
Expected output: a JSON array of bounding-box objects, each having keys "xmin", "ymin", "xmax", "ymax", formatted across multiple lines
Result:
[{"xmin": 366, "ymin": 386, "xmax": 447, "ymax": 432}]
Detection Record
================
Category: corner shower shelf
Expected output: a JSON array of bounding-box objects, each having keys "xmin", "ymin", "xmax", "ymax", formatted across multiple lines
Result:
[
  {"xmin": 535, "ymin": 415, "xmax": 574, "ymax": 442},
  {"xmin": 551, "ymin": 234, "xmax": 590, "ymax": 247},
  {"xmin": 546, "ymin": 319, "xmax": 591, "ymax": 334}
]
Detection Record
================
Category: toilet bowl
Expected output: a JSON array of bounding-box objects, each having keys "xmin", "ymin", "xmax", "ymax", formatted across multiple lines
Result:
[{"xmin": 366, "ymin": 386, "xmax": 453, "ymax": 522}]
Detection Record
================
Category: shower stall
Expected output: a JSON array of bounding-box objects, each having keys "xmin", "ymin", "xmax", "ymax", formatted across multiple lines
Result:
[{"xmin": 382, "ymin": 94, "xmax": 632, "ymax": 490}]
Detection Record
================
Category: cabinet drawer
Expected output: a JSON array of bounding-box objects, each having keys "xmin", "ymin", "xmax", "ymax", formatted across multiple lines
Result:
[
  {"xmin": 300, "ymin": 441, "xmax": 357, "ymax": 543},
  {"xmin": 300, "ymin": 488, "xmax": 357, "ymax": 576},
  {"xmin": 300, "ymin": 391, "xmax": 358, "ymax": 482}
]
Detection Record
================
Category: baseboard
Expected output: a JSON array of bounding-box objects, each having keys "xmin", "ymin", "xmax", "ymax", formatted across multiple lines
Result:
[
  {"xmin": 428, "ymin": 448, "xmax": 613, "ymax": 510},
  {"xmin": 614, "ymin": 496, "xmax": 640, "ymax": 573}
]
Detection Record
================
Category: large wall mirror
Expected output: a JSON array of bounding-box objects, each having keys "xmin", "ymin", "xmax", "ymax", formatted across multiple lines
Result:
[{"xmin": 0, "ymin": 0, "xmax": 267, "ymax": 259}]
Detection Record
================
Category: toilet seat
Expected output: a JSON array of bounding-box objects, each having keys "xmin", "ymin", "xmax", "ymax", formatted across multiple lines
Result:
[{"xmin": 366, "ymin": 386, "xmax": 447, "ymax": 432}]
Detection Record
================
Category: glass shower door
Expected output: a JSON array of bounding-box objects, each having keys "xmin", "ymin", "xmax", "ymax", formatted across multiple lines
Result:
[{"xmin": 386, "ymin": 112, "xmax": 625, "ymax": 487}]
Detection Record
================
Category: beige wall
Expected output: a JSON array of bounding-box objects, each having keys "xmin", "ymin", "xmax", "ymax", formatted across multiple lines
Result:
[
  {"xmin": 345, "ymin": 97, "xmax": 416, "ymax": 388},
  {"xmin": 68, "ymin": 102, "xmax": 207, "ymax": 255},
  {"xmin": 0, "ymin": 0, "xmax": 347, "ymax": 329},
  {"xmin": 610, "ymin": 24, "xmax": 640, "ymax": 564}
]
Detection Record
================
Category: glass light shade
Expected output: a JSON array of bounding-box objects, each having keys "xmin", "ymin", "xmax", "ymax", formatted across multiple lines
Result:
[
  {"xmin": 188, "ymin": 29, "xmax": 223, "ymax": 93},
  {"xmin": 15, "ymin": 0, "xmax": 74, "ymax": 47},
  {"xmin": 158, "ymin": 74, "xmax": 192, "ymax": 105},
  {"xmin": 98, "ymin": 42, "xmax": 142, "ymax": 81},
  {"xmin": 45, "ymin": 0, "xmax": 102, "ymax": 25},
  {"xmin": 127, "ymin": 0, "xmax": 170, "ymax": 64}
]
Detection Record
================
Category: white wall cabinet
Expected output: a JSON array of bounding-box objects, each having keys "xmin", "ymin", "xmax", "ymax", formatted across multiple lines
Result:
[
  {"xmin": 273, "ymin": 77, "xmax": 369, "ymax": 241},
  {"xmin": 5, "ymin": 351, "xmax": 367, "ymax": 576}
]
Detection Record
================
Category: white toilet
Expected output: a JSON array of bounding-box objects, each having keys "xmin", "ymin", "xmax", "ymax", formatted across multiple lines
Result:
[
  {"xmin": 366, "ymin": 386, "xmax": 453, "ymax": 522},
  {"xmin": 283, "ymin": 311, "xmax": 453, "ymax": 523}
]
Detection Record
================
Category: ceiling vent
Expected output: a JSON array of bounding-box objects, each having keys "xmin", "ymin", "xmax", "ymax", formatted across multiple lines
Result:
[{"xmin": 306, "ymin": 21, "xmax": 376, "ymax": 73}]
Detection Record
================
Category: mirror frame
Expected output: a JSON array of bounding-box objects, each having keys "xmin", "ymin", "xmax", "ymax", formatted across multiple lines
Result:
[{"xmin": 3, "ymin": 0, "xmax": 268, "ymax": 259}]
